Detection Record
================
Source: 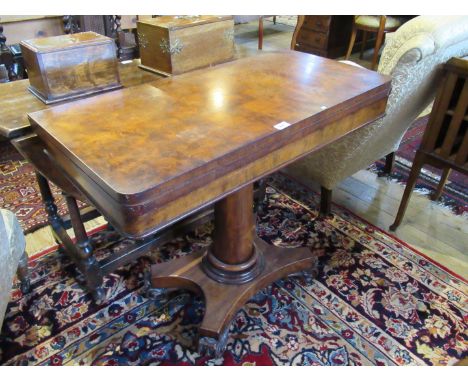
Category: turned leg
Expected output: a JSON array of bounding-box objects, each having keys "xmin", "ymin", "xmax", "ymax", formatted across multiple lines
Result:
[
  {"xmin": 379, "ymin": 152, "xmax": 395, "ymax": 177},
  {"xmin": 65, "ymin": 195, "xmax": 104, "ymax": 301},
  {"xmin": 204, "ymin": 184, "xmax": 263, "ymax": 284},
  {"xmin": 431, "ymin": 168, "xmax": 451, "ymax": 201},
  {"xmin": 345, "ymin": 24, "xmax": 358, "ymax": 60},
  {"xmin": 258, "ymin": 17, "xmax": 264, "ymax": 50},
  {"xmin": 390, "ymin": 152, "xmax": 425, "ymax": 231},
  {"xmin": 151, "ymin": 184, "xmax": 318, "ymax": 358},
  {"xmin": 17, "ymin": 251, "xmax": 30, "ymax": 294},
  {"xmin": 319, "ymin": 186, "xmax": 332, "ymax": 217},
  {"xmin": 360, "ymin": 30, "xmax": 368, "ymax": 59},
  {"xmin": 35, "ymin": 172, "xmax": 63, "ymax": 236},
  {"xmin": 36, "ymin": 172, "xmax": 104, "ymax": 300}
]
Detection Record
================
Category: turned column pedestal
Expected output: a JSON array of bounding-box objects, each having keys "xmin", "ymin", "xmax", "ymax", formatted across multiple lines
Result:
[{"xmin": 150, "ymin": 184, "xmax": 319, "ymax": 357}]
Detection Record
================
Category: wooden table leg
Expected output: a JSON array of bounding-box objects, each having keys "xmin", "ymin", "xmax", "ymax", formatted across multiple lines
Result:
[
  {"xmin": 258, "ymin": 17, "xmax": 264, "ymax": 50},
  {"xmin": 36, "ymin": 172, "xmax": 105, "ymax": 300},
  {"xmin": 151, "ymin": 183, "xmax": 319, "ymax": 357},
  {"xmin": 65, "ymin": 195, "xmax": 104, "ymax": 301},
  {"xmin": 35, "ymin": 172, "xmax": 68, "ymax": 248}
]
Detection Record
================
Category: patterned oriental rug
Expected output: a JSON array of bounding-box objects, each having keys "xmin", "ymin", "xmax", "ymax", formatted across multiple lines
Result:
[
  {"xmin": 1, "ymin": 173, "xmax": 466, "ymax": 366},
  {"xmin": 368, "ymin": 116, "xmax": 468, "ymax": 216},
  {"xmin": 0, "ymin": 140, "xmax": 86, "ymax": 234}
]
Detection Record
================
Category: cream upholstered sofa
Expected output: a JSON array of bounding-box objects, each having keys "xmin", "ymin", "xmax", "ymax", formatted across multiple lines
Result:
[
  {"xmin": 0, "ymin": 209, "xmax": 29, "ymax": 330},
  {"xmin": 285, "ymin": 16, "xmax": 468, "ymax": 215}
]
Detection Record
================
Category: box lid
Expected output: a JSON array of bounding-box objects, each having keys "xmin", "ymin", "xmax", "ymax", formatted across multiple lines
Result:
[
  {"xmin": 20, "ymin": 32, "xmax": 113, "ymax": 53},
  {"xmin": 138, "ymin": 15, "xmax": 233, "ymax": 30}
]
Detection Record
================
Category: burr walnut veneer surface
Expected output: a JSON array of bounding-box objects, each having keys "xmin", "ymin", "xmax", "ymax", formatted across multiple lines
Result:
[{"xmin": 28, "ymin": 51, "xmax": 391, "ymax": 238}]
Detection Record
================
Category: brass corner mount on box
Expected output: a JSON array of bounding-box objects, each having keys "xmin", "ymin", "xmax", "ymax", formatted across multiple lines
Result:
[{"xmin": 137, "ymin": 16, "xmax": 235, "ymax": 77}]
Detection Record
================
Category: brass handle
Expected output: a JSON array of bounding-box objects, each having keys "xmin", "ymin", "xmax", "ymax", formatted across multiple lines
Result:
[{"xmin": 160, "ymin": 38, "xmax": 184, "ymax": 55}]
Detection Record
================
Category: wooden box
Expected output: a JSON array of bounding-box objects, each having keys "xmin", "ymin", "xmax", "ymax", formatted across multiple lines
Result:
[
  {"xmin": 137, "ymin": 16, "xmax": 235, "ymax": 76},
  {"xmin": 20, "ymin": 31, "xmax": 122, "ymax": 104}
]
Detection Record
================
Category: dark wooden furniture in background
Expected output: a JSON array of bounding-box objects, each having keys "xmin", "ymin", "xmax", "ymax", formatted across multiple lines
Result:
[
  {"xmin": 390, "ymin": 57, "xmax": 468, "ymax": 230},
  {"xmin": 1, "ymin": 16, "xmax": 68, "ymax": 82},
  {"xmin": 0, "ymin": 23, "xmax": 24, "ymax": 81},
  {"xmin": 25, "ymin": 51, "xmax": 390, "ymax": 355},
  {"xmin": 63, "ymin": 15, "xmax": 138, "ymax": 61},
  {"xmin": 291, "ymin": 15, "xmax": 354, "ymax": 58}
]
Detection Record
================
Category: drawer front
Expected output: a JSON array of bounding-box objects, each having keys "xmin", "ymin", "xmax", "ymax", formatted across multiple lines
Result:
[
  {"xmin": 297, "ymin": 29, "xmax": 328, "ymax": 50},
  {"xmin": 302, "ymin": 16, "xmax": 331, "ymax": 32}
]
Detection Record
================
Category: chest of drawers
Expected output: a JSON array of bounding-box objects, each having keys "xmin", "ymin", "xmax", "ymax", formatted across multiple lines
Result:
[{"xmin": 292, "ymin": 16, "xmax": 353, "ymax": 58}]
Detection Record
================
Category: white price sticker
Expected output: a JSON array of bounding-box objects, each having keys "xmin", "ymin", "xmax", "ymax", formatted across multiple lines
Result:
[{"xmin": 273, "ymin": 121, "xmax": 291, "ymax": 130}]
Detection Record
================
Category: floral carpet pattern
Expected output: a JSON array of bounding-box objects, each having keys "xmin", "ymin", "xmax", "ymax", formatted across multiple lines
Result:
[
  {"xmin": 369, "ymin": 116, "xmax": 468, "ymax": 216},
  {"xmin": 0, "ymin": 173, "xmax": 466, "ymax": 365}
]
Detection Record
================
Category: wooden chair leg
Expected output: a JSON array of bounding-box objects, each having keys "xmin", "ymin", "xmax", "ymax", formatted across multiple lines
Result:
[
  {"xmin": 360, "ymin": 31, "xmax": 368, "ymax": 59},
  {"xmin": 371, "ymin": 16, "xmax": 386, "ymax": 70},
  {"xmin": 258, "ymin": 17, "xmax": 264, "ymax": 50},
  {"xmin": 431, "ymin": 168, "xmax": 451, "ymax": 201},
  {"xmin": 290, "ymin": 15, "xmax": 305, "ymax": 50},
  {"xmin": 345, "ymin": 25, "xmax": 358, "ymax": 60},
  {"xmin": 319, "ymin": 186, "xmax": 332, "ymax": 217},
  {"xmin": 379, "ymin": 151, "xmax": 395, "ymax": 176},
  {"xmin": 17, "ymin": 250, "xmax": 30, "ymax": 293},
  {"xmin": 390, "ymin": 152, "xmax": 425, "ymax": 231}
]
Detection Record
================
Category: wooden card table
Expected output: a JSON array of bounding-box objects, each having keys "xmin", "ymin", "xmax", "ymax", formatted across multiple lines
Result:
[{"xmin": 26, "ymin": 51, "xmax": 390, "ymax": 355}]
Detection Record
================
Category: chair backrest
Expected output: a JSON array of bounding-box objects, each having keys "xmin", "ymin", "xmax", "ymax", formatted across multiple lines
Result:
[
  {"xmin": 421, "ymin": 57, "xmax": 468, "ymax": 171},
  {"xmin": 376, "ymin": 16, "xmax": 468, "ymax": 152}
]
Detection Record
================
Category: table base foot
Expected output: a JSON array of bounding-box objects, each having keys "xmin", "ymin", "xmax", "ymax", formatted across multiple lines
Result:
[
  {"xmin": 150, "ymin": 236, "xmax": 320, "ymax": 357},
  {"xmin": 198, "ymin": 328, "xmax": 230, "ymax": 358}
]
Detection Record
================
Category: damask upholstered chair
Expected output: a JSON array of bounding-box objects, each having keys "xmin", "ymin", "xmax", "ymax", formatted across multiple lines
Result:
[
  {"xmin": 0, "ymin": 208, "xmax": 29, "ymax": 330},
  {"xmin": 285, "ymin": 16, "xmax": 468, "ymax": 216}
]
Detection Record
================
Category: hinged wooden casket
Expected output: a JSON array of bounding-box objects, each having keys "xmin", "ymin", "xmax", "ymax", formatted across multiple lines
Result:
[
  {"xmin": 137, "ymin": 16, "xmax": 235, "ymax": 76},
  {"xmin": 20, "ymin": 31, "xmax": 122, "ymax": 104}
]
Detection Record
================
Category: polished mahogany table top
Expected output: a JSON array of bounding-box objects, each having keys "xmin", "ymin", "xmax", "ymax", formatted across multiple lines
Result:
[
  {"xmin": 0, "ymin": 59, "xmax": 162, "ymax": 139},
  {"xmin": 28, "ymin": 51, "xmax": 391, "ymax": 238}
]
